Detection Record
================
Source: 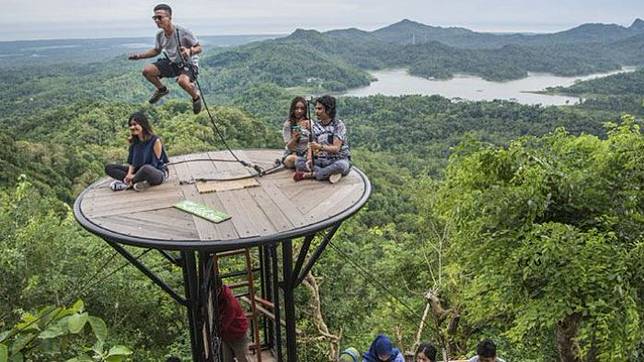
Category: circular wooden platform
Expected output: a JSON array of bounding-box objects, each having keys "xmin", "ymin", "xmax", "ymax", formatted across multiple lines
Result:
[{"xmin": 74, "ymin": 149, "xmax": 371, "ymax": 251}]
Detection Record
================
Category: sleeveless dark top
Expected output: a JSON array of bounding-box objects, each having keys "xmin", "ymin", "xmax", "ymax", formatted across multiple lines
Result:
[{"xmin": 127, "ymin": 135, "xmax": 169, "ymax": 172}]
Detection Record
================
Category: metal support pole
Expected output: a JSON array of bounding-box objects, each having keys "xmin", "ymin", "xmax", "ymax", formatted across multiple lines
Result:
[
  {"xmin": 294, "ymin": 222, "xmax": 342, "ymax": 287},
  {"xmin": 157, "ymin": 249, "xmax": 181, "ymax": 266},
  {"xmin": 105, "ymin": 240, "xmax": 186, "ymax": 305},
  {"xmin": 282, "ymin": 239, "xmax": 297, "ymax": 361},
  {"xmin": 269, "ymin": 244, "xmax": 283, "ymax": 361},
  {"xmin": 291, "ymin": 234, "xmax": 314, "ymax": 287},
  {"xmin": 182, "ymin": 251, "xmax": 203, "ymax": 362},
  {"xmin": 259, "ymin": 245, "xmax": 272, "ymax": 348}
]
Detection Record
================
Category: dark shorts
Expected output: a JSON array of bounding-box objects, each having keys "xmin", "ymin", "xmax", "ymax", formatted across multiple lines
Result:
[{"xmin": 152, "ymin": 58, "xmax": 198, "ymax": 81}]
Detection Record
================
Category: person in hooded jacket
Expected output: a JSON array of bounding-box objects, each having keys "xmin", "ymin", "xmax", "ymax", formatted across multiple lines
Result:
[{"xmin": 362, "ymin": 334, "xmax": 405, "ymax": 362}]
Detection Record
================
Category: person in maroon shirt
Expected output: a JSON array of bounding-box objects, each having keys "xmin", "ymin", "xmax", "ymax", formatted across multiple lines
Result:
[{"xmin": 216, "ymin": 276, "xmax": 251, "ymax": 362}]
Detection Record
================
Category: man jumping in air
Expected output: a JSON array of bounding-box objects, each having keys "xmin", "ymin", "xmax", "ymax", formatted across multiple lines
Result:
[{"xmin": 128, "ymin": 4, "xmax": 203, "ymax": 114}]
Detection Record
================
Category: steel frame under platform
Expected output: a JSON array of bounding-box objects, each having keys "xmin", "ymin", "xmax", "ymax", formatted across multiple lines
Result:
[{"xmin": 96, "ymin": 221, "xmax": 343, "ymax": 362}]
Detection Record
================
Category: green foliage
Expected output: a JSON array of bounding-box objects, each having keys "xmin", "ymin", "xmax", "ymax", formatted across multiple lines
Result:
[
  {"xmin": 0, "ymin": 178, "xmax": 189, "ymax": 361},
  {"xmin": 201, "ymin": 34, "xmax": 372, "ymax": 93},
  {"xmin": 581, "ymin": 95, "xmax": 644, "ymax": 115},
  {"xmin": 1, "ymin": 88, "xmax": 639, "ymax": 360},
  {"xmin": 0, "ymin": 300, "xmax": 131, "ymax": 362},
  {"xmin": 432, "ymin": 116, "xmax": 643, "ymax": 360},
  {"xmin": 339, "ymin": 95, "xmax": 615, "ymax": 170}
]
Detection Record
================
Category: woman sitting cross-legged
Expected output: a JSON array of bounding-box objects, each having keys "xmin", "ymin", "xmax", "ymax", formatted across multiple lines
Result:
[
  {"xmin": 105, "ymin": 112, "xmax": 169, "ymax": 192},
  {"xmin": 293, "ymin": 95, "xmax": 350, "ymax": 184}
]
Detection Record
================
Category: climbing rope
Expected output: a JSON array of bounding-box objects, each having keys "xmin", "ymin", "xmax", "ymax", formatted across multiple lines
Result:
[{"xmin": 172, "ymin": 29, "xmax": 268, "ymax": 179}]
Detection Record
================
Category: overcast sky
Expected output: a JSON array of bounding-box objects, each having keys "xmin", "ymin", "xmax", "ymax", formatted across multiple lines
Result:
[{"xmin": 1, "ymin": 0, "xmax": 643, "ymax": 41}]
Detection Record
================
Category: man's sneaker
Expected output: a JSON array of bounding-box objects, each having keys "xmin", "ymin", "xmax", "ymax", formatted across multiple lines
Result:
[
  {"xmin": 192, "ymin": 96, "xmax": 203, "ymax": 114},
  {"xmin": 110, "ymin": 180, "xmax": 129, "ymax": 191},
  {"xmin": 133, "ymin": 181, "xmax": 150, "ymax": 192},
  {"xmin": 329, "ymin": 173, "xmax": 342, "ymax": 184},
  {"xmin": 149, "ymin": 87, "xmax": 169, "ymax": 104}
]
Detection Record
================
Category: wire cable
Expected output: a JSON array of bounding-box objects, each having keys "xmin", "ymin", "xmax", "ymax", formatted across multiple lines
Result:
[
  {"xmin": 3, "ymin": 249, "xmax": 153, "ymax": 338},
  {"xmin": 71, "ymin": 250, "xmax": 119, "ymax": 292},
  {"xmin": 328, "ymin": 241, "xmax": 420, "ymax": 322},
  {"xmin": 73, "ymin": 248, "xmax": 153, "ymax": 301}
]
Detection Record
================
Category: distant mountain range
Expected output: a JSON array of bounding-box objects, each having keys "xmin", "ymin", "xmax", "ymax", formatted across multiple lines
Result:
[
  {"xmin": 200, "ymin": 18, "xmax": 644, "ymax": 91},
  {"xmin": 3, "ymin": 19, "xmax": 642, "ymax": 93},
  {"xmin": 367, "ymin": 18, "xmax": 644, "ymax": 48}
]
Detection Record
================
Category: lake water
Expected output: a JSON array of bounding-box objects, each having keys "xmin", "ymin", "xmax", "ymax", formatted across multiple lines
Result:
[{"xmin": 342, "ymin": 67, "xmax": 637, "ymax": 106}]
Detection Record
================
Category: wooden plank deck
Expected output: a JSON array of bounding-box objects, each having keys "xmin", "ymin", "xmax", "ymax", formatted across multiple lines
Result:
[{"xmin": 77, "ymin": 149, "xmax": 369, "ymax": 246}]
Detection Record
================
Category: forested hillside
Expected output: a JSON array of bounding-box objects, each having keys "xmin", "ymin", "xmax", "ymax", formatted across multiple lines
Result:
[
  {"xmin": 546, "ymin": 68, "xmax": 644, "ymax": 115},
  {"xmin": 202, "ymin": 23, "xmax": 644, "ymax": 88},
  {"xmin": 552, "ymin": 68, "xmax": 644, "ymax": 95},
  {"xmin": 1, "ymin": 19, "xmax": 643, "ymax": 362}
]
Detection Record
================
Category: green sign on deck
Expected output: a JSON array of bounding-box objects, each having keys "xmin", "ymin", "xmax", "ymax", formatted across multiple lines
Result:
[{"xmin": 174, "ymin": 200, "xmax": 231, "ymax": 223}]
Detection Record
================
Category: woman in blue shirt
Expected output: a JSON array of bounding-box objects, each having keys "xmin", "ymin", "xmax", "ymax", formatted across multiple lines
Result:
[{"xmin": 105, "ymin": 112, "xmax": 169, "ymax": 191}]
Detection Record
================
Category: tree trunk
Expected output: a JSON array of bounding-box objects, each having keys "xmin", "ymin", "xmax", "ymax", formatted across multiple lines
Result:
[
  {"xmin": 302, "ymin": 273, "xmax": 340, "ymax": 360},
  {"xmin": 556, "ymin": 313, "xmax": 582, "ymax": 362}
]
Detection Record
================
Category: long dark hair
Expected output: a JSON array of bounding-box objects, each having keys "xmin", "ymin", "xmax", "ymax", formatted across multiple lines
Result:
[
  {"xmin": 127, "ymin": 111, "xmax": 155, "ymax": 144},
  {"xmin": 289, "ymin": 96, "xmax": 308, "ymax": 125}
]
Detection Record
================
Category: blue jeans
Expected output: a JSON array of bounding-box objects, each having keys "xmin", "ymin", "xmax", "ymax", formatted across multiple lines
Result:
[{"xmin": 295, "ymin": 157, "xmax": 351, "ymax": 181}]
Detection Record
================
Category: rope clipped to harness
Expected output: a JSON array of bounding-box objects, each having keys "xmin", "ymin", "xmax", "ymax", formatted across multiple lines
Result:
[
  {"xmin": 176, "ymin": 159, "xmax": 285, "ymax": 185},
  {"xmin": 171, "ymin": 27, "xmax": 268, "ymax": 179}
]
